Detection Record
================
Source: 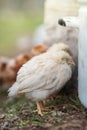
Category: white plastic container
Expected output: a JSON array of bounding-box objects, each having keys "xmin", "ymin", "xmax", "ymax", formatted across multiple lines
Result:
[{"xmin": 78, "ymin": 0, "xmax": 87, "ymax": 107}]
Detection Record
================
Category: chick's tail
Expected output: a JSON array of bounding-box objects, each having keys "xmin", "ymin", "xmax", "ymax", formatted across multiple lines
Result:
[{"xmin": 8, "ymin": 82, "xmax": 19, "ymax": 97}]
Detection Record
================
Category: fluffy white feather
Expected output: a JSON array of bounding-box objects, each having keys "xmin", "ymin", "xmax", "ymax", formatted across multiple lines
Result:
[
  {"xmin": 8, "ymin": 44, "xmax": 74, "ymax": 102},
  {"xmin": 8, "ymin": 82, "xmax": 19, "ymax": 97},
  {"xmin": 8, "ymin": 44, "xmax": 75, "ymax": 116}
]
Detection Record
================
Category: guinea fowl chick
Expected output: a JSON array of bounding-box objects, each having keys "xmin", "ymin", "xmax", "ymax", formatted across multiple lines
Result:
[{"xmin": 8, "ymin": 43, "xmax": 75, "ymax": 116}]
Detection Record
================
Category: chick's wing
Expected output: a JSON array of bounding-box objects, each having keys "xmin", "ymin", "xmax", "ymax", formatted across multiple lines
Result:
[{"xmin": 16, "ymin": 53, "xmax": 72, "ymax": 94}]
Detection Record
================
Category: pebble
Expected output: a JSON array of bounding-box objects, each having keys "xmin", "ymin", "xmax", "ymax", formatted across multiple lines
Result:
[
  {"xmin": 1, "ymin": 121, "xmax": 9, "ymax": 130},
  {"xmin": 62, "ymin": 106, "xmax": 67, "ymax": 112},
  {"xmin": 57, "ymin": 111, "xmax": 64, "ymax": 117},
  {"xmin": 52, "ymin": 111, "xmax": 57, "ymax": 116},
  {"xmin": 0, "ymin": 114, "xmax": 5, "ymax": 119},
  {"xmin": 11, "ymin": 116, "xmax": 19, "ymax": 122},
  {"xmin": 57, "ymin": 118, "xmax": 62, "ymax": 123}
]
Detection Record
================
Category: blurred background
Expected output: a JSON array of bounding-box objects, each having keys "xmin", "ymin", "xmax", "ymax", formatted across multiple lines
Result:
[{"xmin": 0, "ymin": 0, "xmax": 44, "ymax": 56}]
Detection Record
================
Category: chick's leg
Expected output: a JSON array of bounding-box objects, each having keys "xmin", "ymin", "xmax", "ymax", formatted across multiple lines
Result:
[{"xmin": 36, "ymin": 101, "xmax": 44, "ymax": 116}]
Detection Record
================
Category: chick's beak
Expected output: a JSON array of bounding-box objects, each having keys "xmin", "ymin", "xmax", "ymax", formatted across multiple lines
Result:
[{"xmin": 68, "ymin": 60, "xmax": 75, "ymax": 65}]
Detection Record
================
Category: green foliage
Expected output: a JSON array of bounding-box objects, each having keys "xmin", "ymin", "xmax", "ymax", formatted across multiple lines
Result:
[
  {"xmin": 0, "ymin": 13, "xmax": 43, "ymax": 55},
  {"xmin": 19, "ymin": 120, "xmax": 26, "ymax": 128}
]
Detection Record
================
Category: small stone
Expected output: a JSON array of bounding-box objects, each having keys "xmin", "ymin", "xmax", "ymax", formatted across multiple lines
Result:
[
  {"xmin": 62, "ymin": 106, "xmax": 67, "ymax": 112},
  {"xmin": 11, "ymin": 116, "xmax": 19, "ymax": 122},
  {"xmin": 2, "ymin": 121, "xmax": 9, "ymax": 130},
  {"xmin": 57, "ymin": 111, "xmax": 64, "ymax": 117},
  {"xmin": 52, "ymin": 111, "xmax": 57, "ymax": 116},
  {"xmin": 0, "ymin": 114, "xmax": 5, "ymax": 119},
  {"xmin": 63, "ymin": 106, "xmax": 66, "ymax": 110},
  {"xmin": 45, "ymin": 123, "xmax": 52, "ymax": 127},
  {"xmin": 57, "ymin": 118, "xmax": 62, "ymax": 123}
]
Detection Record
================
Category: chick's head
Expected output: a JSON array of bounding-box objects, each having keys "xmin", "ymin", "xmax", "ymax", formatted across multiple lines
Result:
[
  {"xmin": 48, "ymin": 43, "xmax": 72, "ymax": 55},
  {"xmin": 58, "ymin": 51, "xmax": 75, "ymax": 66}
]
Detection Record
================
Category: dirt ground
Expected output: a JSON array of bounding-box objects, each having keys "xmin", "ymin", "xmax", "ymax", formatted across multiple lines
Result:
[{"xmin": 0, "ymin": 86, "xmax": 87, "ymax": 130}]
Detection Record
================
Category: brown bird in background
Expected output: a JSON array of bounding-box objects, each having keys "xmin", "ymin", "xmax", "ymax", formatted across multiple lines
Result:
[
  {"xmin": 0, "ymin": 54, "xmax": 30, "ymax": 87},
  {"xmin": 10, "ymin": 54, "xmax": 30, "ymax": 72},
  {"xmin": 0, "ymin": 45, "xmax": 48, "ymax": 87},
  {"xmin": 0, "ymin": 57, "xmax": 9, "ymax": 86},
  {"xmin": 31, "ymin": 45, "xmax": 47, "ymax": 56}
]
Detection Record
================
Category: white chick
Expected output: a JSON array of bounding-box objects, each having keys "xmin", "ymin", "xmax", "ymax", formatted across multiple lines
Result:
[{"xmin": 8, "ymin": 43, "xmax": 75, "ymax": 116}]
